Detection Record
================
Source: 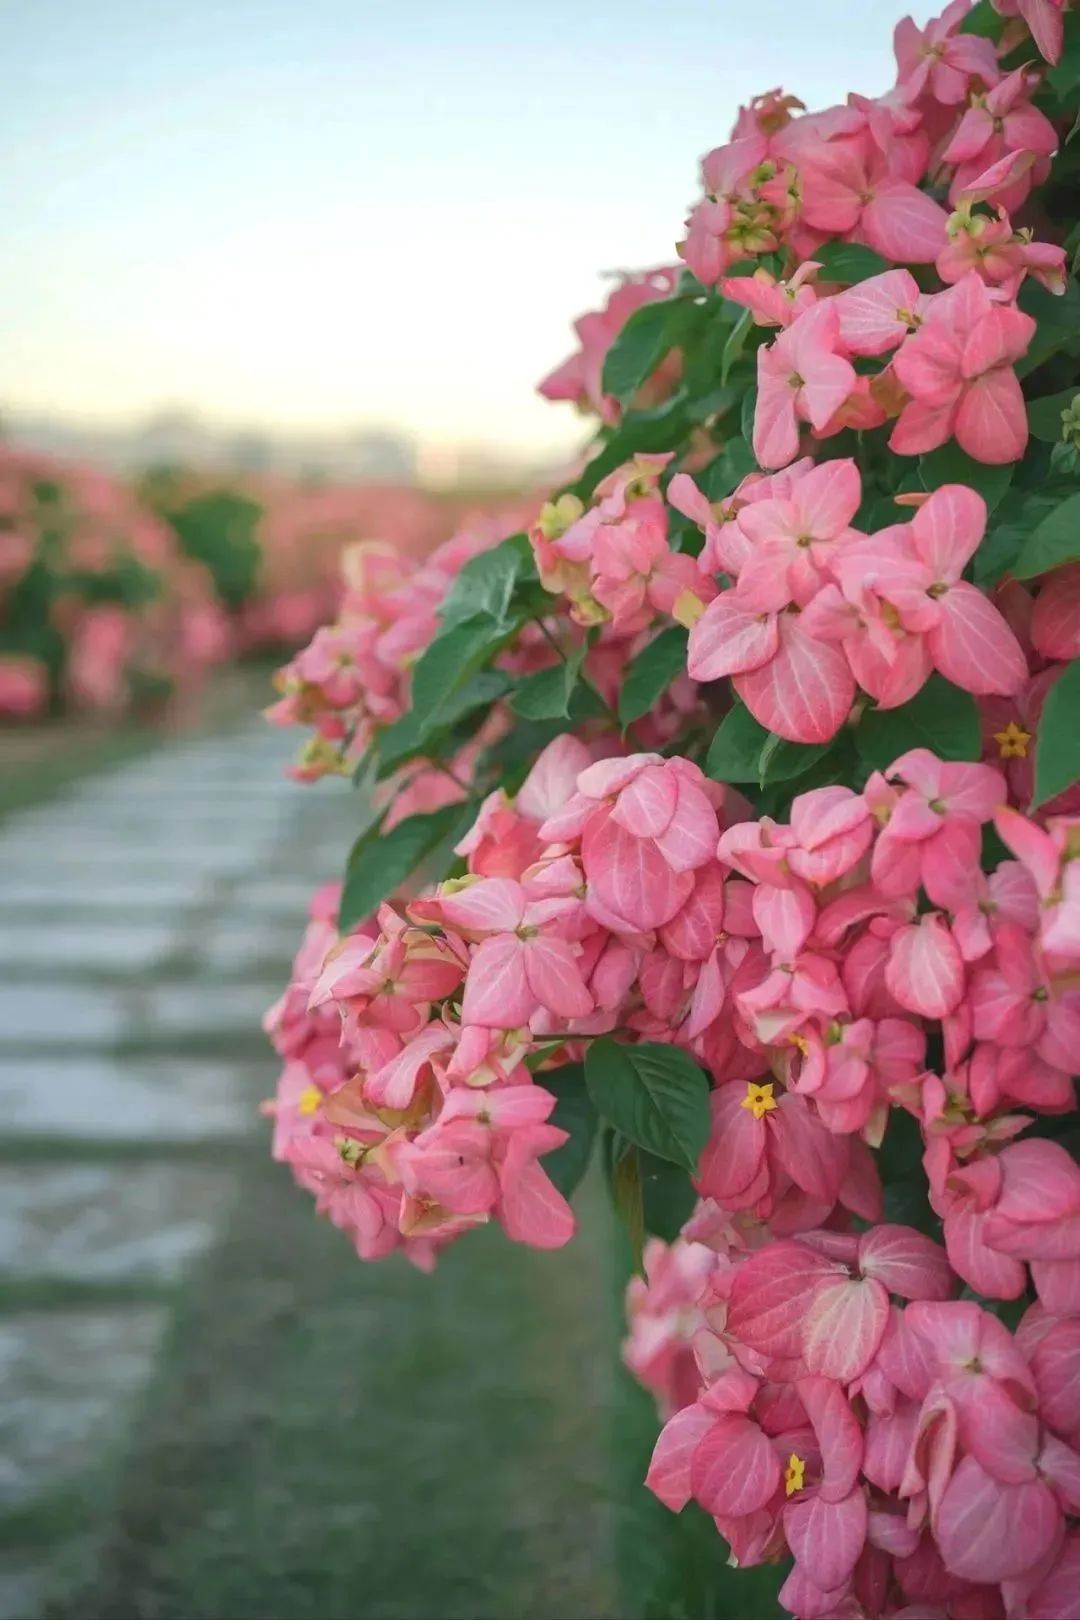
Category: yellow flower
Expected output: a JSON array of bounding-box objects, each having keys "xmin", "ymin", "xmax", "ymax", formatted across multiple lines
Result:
[
  {"xmin": 785, "ymin": 1453, "xmax": 806, "ymax": 1497},
  {"xmin": 741, "ymin": 1081, "xmax": 778, "ymax": 1121},
  {"xmin": 994, "ymin": 720, "xmax": 1031, "ymax": 760}
]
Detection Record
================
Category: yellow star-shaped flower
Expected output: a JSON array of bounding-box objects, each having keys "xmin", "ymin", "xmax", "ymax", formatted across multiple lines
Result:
[
  {"xmin": 994, "ymin": 720, "xmax": 1031, "ymax": 760},
  {"xmin": 785, "ymin": 1453, "xmax": 806, "ymax": 1497},
  {"xmin": 741, "ymin": 1081, "xmax": 778, "ymax": 1121}
]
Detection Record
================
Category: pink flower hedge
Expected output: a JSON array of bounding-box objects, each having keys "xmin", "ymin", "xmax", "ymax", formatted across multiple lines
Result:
[{"xmin": 263, "ymin": 2, "xmax": 1080, "ymax": 1614}]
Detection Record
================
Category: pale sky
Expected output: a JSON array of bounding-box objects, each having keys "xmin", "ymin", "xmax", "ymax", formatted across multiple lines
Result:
[{"xmin": 2, "ymin": 0, "xmax": 938, "ymax": 458}]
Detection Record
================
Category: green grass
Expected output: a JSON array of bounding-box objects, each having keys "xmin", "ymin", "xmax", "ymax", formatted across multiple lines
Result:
[{"xmin": 47, "ymin": 1154, "xmax": 622, "ymax": 1620}]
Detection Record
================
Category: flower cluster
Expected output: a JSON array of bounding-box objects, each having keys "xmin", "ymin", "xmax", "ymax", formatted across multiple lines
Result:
[
  {"xmin": 0, "ymin": 446, "xmax": 230, "ymax": 720},
  {"xmin": 261, "ymin": 1, "xmax": 1080, "ymax": 1613}
]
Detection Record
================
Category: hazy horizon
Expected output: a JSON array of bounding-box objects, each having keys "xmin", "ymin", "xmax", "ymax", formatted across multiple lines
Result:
[{"xmin": 4, "ymin": 0, "xmax": 938, "ymax": 459}]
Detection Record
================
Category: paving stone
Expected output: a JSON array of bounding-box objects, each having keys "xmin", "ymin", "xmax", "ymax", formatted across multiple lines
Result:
[
  {"xmin": 0, "ymin": 1306, "xmax": 166, "ymax": 1508},
  {"xmin": 197, "ymin": 923, "xmax": 302, "ymax": 978},
  {"xmin": 139, "ymin": 982, "xmax": 276, "ymax": 1040},
  {"xmin": 0, "ymin": 922, "xmax": 177, "ymax": 977},
  {"xmin": 0, "ymin": 1056, "xmax": 255, "ymax": 1141},
  {"xmin": 226, "ymin": 877, "xmax": 325, "ymax": 920},
  {"xmin": 1, "ymin": 877, "xmax": 205, "ymax": 914},
  {"xmin": 0, "ymin": 1163, "xmax": 232, "ymax": 1283},
  {"xmin": 0, "ymin": 986, "xmax": 127, "ymax": 1050}
]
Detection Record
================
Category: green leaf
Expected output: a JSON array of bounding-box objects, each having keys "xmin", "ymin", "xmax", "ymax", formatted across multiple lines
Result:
[
  {"xmin": 919, "ymin": 443, "xmax": 1014, "ymax": 513},
  {"xmin": 700, "ymin": 437, "xmax": 756, "ymax": 497},
  {"xmin": 374, "ymin": 670, "xmax": 510, "ymax": 777},
  {"xmin": 510, "ymin": 641, "xmax": 588, "ymax": 721},
  {"xmin": 813, "ymin": 241, "xmax": 890, "ymax": 282},
  {"xmin": 410, "ymin": 614, "xmax": 511, "ymax": 726},
  {"xmin": 601, "ymin": 301, "xmax": 676, "ymax": 404},
  {"xmin": 1013, "ymin": 492, "xmax": 1080, "ymax": 578},
  {"xmin": 855, "ymin": 675, "xmax": 982, "ymax": 773},
  {"xmin": 569, "ymin": 393, "xmax": 692, "ymax": 501},
  {"xmin": 1033, "ymin": 659, "xmax": 1080, "ymax": 806},
  {"xmin": 706, "ymin": 705, "xmax": 771, "ymax": 783},
  {"xmin": 740, "ymin": 386, "xmax": 758, "ymax": 445},
  {"xmin": 720, "ymin": 308, "xmax": 753, "ymax": 385},
  {"xmin": 757, "ymin": 731, "xmax": 831, "ymax": 787},
  {"xmin": 540, "ymin": 1064, "xmax": 597, "ymax": 1199},
  {"xmin": 1017, "ymin": 276, "xmax": 1080, "ymax": 377},
  {"xmin": 959, "ymin": 0, "xmax": 1001, "ymax": 36},
  {"xmin": 585, "ymin": 1039, "xmax": 711, "ymax": 1172},
  {"xmin": 337, "ymin": 803, "xmax": 470, "ymax": 931},
  {"xmin": 1027, "ymin": 389, "xmax": 1080, "ymax": 443},
  {"xmin": 639, "ymin": 1150, "xmax": 696, "ymax": 1242},
  {"xmin": 1048, "ymin": 11, "xmax": 1080, "ymax": 95},
  {"xmin": 609, "ymin": 1140, "xmax": 646, "ymax": 1277},
  {"xmin": 618, "ymin": 626, "xmax": 688, "ymax": 726},
  {"xmin": 438, "ymin": 533, "xmax": 532, "ymax": 628}
]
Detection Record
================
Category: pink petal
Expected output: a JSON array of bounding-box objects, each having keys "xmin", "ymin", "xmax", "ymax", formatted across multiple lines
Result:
[
  {"xmin": 645, "ymin": 1403, "xmax": 715, "ymax": 1511},
  {"xmin": 936, "ymin": 1456, "xmax": 1059, "ymax": 1583},
  {"xmin": 910, "ymin": 484, "xmax": 986, "ymax": 580},
  {"xmin": 861, "ymin": 181, "xmax": 949, "ymax": 264},
  {"xmin": 785, "ymin": 1486, "xmax": 868, "ymax": 1593},
  {"xmin": 962, "ymin": 306, "xmax": 1037, "ymax": 378},
  {"xmin": 696, "ymin": 1082, "xmax": 768, "ymax": 1204},
  {"xmin": 522, "ymin": 935, "xmax": 594, "ymax": 1019},
  {"xmin": 438, "ymin": 877, "xmax": 526, "ymax": 935},
  {"xmin": 792, "ymin": 457, "xmax": 862, "ymax": 540},
  {"xmin": 727, "ymin": 1239, "xmax": 840, "ymax": 1361},
  {"xmin": 955, "ymin": 368, "xmax": 1029, "ymax": 465},
  {"xmin": 835, "ymin": 269, "xmax": 921, "ymax": 358},
  {"xmin": 582, "ymin": 813, "xmax": 694, "ymax": 932},
  {"xmin": 461, "ymin": 935, "xmax": 535, "ymax": 1028},
  {"xmin": 690, "ymin": 1413, "xmax": 782, "ymax": 1516},
  {"xmin": 611, "ymin": 764, "xmax": 679, "ymax": 839},
  {"xmin": 652, "ymin": 780, "xmax": 721, "ymax": 874},
  {"xmin": 797, "ymin": 1376, "xmax": 864, "ymax": 1501},
  {"xmin": 804, "ymin": 1275, "xmax": 890, "ymax": 1383},
  {"xmin": 858, "ymin": 1224, "xmax": 955, "ymax": 1302},
  {"xmin": 799, "ymin": 351, "xmax": 857, "ymax": 433},
  {"xmin": 498, "ymin": 1157, "xmax": 575, "ymax": 1249},
  {"xmin": 885, "ymin": 914, "xmax": 965, "ymax": 1018},
  {"xmin": 928, "ymin": 582, "xmax": 1028, "ymax": 696},
  {"xmin": 734, "ymin": 613, "xmax": 855, "ymax": 744},
  {"xmin": 754, "ymin": 369, "xmax": 801, "ymax": 469},
  {"xmin": 687, "ymin": 594, "xmax": 779, "ymax": 682},
  {"xmin": 753, "ymin": 882, "xmax": 817, "ymax": 959}
]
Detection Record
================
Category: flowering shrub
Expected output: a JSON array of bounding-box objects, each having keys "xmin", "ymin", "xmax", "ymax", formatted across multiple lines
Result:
[
  {"xmin": 142, "ymin": 470, "xmax": 461, "ymax": 659},
  {"xmin": 263, "ymin": 2, "xmax": 1080, "ymax": 1613},
  {"xmin": 0, "ymin": 447, "xmax": 229, "ymax": 719}
]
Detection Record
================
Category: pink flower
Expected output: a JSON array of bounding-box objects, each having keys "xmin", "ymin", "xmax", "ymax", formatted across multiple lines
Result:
[
  {"xmin": 0, "ymin": 654, "xmax": 48, "ymax": 718},
  {"xmin": 842, "ymin": 485, "xmax": 1029, "ymax": 696},
  {"xmin": 944, "ymin": 69, "xmax": 1059, "ymax": 213},
  {"xmin": 891, "ymin": 273, "xmax": 1036, "ymax": 464},
  {"xmin": 425, "ymin": 876, "xmax": 595, "ymax": 1030},
  {"xmin": 894, "ymin": 0, "xmax": 1001, "ymax": 105},
  {"xmin": 1033, "ymin": 565, "xmax": 1080, "ymax": 663},
  {"xmin": 797, "ymin": 133, "xmax": 950, "ymax": 263},
  {"xmin": 834, "ymin": 268, "xmax": 929, "ymax": 358},
  {"xmin": 938, "ymin": 206, "xmax": 1067, "ymax": 300},
  {"xmin": 753, "ymin": 302, "xmax": 858, "ymax": 471},
  {"xmin": 541, "ymin": 754, "xmax": 721, "ymax": 933},
  {"xmin": 734, "ymin": 457, "xmax": 863, "ymax": 609},
  {"xmin": 869, "ymin": 747, "xmax": 1007, "ymax": 908},
  {"xmin": 995, "ymin": 809, "xmax": 1080, "ymax": 957},
  {"xmin": 993, "ymin": 0, "xmax": 1067, "ymax": 63}
]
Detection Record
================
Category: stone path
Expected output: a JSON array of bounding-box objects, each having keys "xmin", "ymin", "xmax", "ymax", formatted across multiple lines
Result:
[{"xmin": 0, "ymin": 721, "xmax": 355, "ymax": 1619}]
